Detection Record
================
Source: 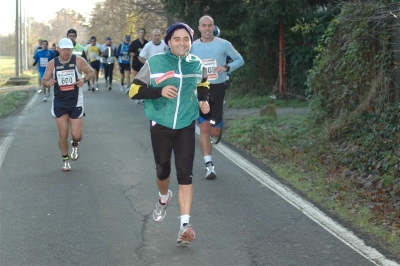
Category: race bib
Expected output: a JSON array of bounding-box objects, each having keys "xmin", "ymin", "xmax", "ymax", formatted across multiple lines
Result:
[
  {"xmin": 122, "ymin": 54, "xmax": 130, "ymax": 61},
  {"xmin": 39, "ymin": 57, "xmax": 49, "ymax": 67},
  {"xmin": 107, "ymin": 56, "xmax": 115, "ymax": 64},
  {"xmin": 202, "ymin": 58, "xmax": 217, "ymax": 80},
  {"xmin": 56, "ymin": 69, "xmax": 76, "ymax": 91},
  {"xmin": 90, "ymin": 52, "xmax": 99, "ymax": 60}
]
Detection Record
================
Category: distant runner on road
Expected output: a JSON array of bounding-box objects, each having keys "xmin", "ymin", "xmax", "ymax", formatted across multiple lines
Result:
[
  {"xmin": 33, "ymin": 40, "xmax": 56, "ymax": 102},
  {"xmin": 191, "ymin": 15, "xmax": 244, "ymax": 180},
  {"xmin": 116, "ymin": 35, "xmax": 132, "ymax": 92},
  {"xmin": 41, "ymin": 38, "xmax": 94, "ymax": 172}
]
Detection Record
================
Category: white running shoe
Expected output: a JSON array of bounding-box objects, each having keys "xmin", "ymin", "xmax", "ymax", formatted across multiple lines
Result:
[
  {"xmin": 177, "ymin": 224, "xmax": 195, "ymax": 244},
  {"xmin": 70, "ymin": 141, "xmax": 79, "ymax": 161},
  {"xmin": 205, "ymin": 161, "xmax": 217, "ymax": 179},
  {"xmin": 37, "ymin": 89, "xmax": 42, "ymax": 94},
  {"xmin": 153, "ymin": 190, "xmax": 173, "ymax": 222},
  {"xmin": 42, "ymin": 96, "xmax": 47, "ymax": 102},
  {"xmin": 62, "ymin": 160, "xmax": 71, "ymax": 172}
]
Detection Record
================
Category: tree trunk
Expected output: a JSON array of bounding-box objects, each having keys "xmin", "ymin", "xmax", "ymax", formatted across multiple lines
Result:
[{"xmin": 279, "ymin": 23, "xmax": 285, "ymax": 94}]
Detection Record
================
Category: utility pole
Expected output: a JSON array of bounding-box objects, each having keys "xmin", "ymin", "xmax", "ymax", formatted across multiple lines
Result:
[
  {"xmin": 24, "ymin": 7, "xmax": 28, "ymax": 71},
  {"xmin": 6, "ymin": 0, "xmax": 29, "ymax": 85},
  {"xmin": 19, "ymin": 0, "xmax": 23, "ymax": 74},
  {"xmin": 15, "ymin": 0, "xmax": 19, "ymax": 77}
]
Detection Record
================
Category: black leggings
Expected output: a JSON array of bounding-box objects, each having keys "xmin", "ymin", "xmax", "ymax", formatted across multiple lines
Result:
[
  {"xmin": 150, "ymin": 121, "xmax": 195, "ymax": 185},
  {"xmin": 104, "ymin": 63, "xmax": 114, "ymax": 85}
]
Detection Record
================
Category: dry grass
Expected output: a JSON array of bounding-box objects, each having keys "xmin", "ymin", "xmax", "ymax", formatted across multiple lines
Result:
[{"xmin": 0, "ymin": 56, "xmax": 38, "ymax": 87}]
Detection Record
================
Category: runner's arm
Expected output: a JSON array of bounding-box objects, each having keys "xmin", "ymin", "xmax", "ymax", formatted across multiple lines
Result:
[
  {"xmin": 128, "ymin": 61, "xmax": 162, "ymax": 99},
  {"xmin": 41, "ymin": 60, "xmax": 56, "ymax": 88},
  {"xmin": 138, "ymin": 45, "xmax": 148, "ymax": 64},
  {"xmin": 33, "ymin": 53, "xmax": 38, "ymax": 66},
  {"xmin": 81, "ymin": 50, "xmax": 88, "ymax": 61},
  {"xmin": 77, "ymin": 57, "xmax": 95, "ymax": 82},
  {"xmin": 116, "ymin": 44, "xmax": 122, "ymax": 58},
  {"xmin": 197, "ymin": 67, "xmax": 210, "ymax": 102},
  {"xmin": 128, "ymin": 43, "xmax": 135, "ymax": 57},
  {"xmin": 225, "ymin": 42, "xmax": 244, "ymax": 72}
]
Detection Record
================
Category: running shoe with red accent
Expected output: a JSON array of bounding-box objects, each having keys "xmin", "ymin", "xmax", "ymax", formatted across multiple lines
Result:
[
  {"xmin": 177, "ymin": 224, "xmax": 195, "ymax": 244},
  {"xmin": 153, "ymin": 190, "xmax": 173, "ymax": 222}
]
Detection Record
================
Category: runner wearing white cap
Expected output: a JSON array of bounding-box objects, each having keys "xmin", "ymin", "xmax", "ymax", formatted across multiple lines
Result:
[{"xmin": 41, "ymin": 38, "xmax": 95, "ymax": 172}]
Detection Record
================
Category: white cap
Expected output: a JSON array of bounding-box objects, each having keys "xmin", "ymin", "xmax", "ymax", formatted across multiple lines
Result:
[{"xmin": 58, "ymin": 38, "xmax": 74, "ymax": 49}]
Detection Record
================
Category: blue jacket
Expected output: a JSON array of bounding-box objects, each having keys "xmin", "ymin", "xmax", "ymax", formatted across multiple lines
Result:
[{"xmin": 116, "ymin": 42, "xmax": 131, "ymax": 64}]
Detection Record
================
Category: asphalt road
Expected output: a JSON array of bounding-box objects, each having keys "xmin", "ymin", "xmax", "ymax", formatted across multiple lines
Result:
[{"xmin": 0, "ymin": 82, "xmax": 397, "ymax": 266}]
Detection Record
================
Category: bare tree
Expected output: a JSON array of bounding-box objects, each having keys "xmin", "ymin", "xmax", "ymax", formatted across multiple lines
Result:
[
  {"xmin": 0, "ymin": 34, "xmax": 15, "ymax": 56},
  {"xmin": 49, "ymin": 9, "xmax": 89, "ymax": 44},
  {"xmin": 86, "ymin": 0, "xmax": 172, "ymax": 42},
  {"xmin": 89, "ymin": 0, "xmax": 133, "ymax": 43}
]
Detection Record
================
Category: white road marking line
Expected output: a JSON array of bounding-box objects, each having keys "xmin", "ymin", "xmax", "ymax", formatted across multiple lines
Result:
[
  {"xmin": 196, "ymin": 126, "xmax": 399, "ymax": 266},
  {"xmin": 0, "ymin": 91, "xmax": 39, "ymax": 169},
  {"xmin": 0, "ymin": 135, "xmax": 14, "ymax": 168}
]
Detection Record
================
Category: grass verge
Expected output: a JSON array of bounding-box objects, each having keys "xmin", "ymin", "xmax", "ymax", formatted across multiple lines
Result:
[
  {"xmin": 225, "ymin": 94, "xmax": 309, "ymax": 108},
  {"xmin": 0, "ymin": 91, "xmax": 31, "ymax": 118},
  {"xmin": 224, "ymin": 100, "xmax": 400, "ymax": 259},
  {"xmin": 0, "ymin": 56, "xmax": 38, "ymax": 87}
]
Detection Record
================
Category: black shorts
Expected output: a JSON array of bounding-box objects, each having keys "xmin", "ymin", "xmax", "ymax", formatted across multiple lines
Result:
[
  {"xmin": 90, "ymin": 61, "xmax": 100, "ymax": 71},
  {"xmin": 150, "ymin": 121, "xmax": 195, "ymax": 185},
  {"xmin": 132, "ymin": 62, "xmax": 144, "ymax": 72},
  {"xmin": 198, "ymin": 83, "xmax": 227, "ymax": 127},
  {"xmin": 119, "ymin": 63, "xmax": 131, "ymax": 73},
  {"xmin": 52, "ymin": 106, "xmax": 85, "ymax": 119}
]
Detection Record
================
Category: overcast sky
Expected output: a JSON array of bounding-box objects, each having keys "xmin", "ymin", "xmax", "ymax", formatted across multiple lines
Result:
[{"xmin": 1, "ymin": 0, "xmax": 101, "ymax": 36}]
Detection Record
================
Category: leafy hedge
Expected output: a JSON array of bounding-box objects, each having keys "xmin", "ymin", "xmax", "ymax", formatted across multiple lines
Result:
[{"xmin": 307, "ymin": 1, "xmax": 400, "ymax": 184}]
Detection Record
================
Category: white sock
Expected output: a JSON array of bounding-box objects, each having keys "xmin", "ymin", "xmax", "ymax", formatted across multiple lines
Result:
[
  {"xmin": 159, "ymin": 191, "xmax": 170, "ymax": 204},
  {"xmin": 180, "ymin": 214, "xmax": 190, "ymax": 227},
  {"xmin": 203, "ymin": 155, "xmax": 212, "ymax": 164}
]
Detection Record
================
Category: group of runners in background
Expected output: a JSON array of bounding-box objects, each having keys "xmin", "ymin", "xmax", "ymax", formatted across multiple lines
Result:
[{"xmin": 33, "ymin": 16, "xmax": 244, "ymax": 245}]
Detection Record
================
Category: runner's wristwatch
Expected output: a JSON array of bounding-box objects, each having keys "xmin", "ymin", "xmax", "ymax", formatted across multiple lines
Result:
[
  {"xmin": 225, "ymin": 65, "xmax": 230, "ymax": 72},
  {"xmin": 83, "ymin": 77, "xmax": 88, "ymax": 83}
]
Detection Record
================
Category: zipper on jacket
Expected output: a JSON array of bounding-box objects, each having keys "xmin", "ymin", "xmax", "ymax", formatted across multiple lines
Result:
[{"xmin": 172, "ymin": 57, "xmax": 183, "ymax": 129}]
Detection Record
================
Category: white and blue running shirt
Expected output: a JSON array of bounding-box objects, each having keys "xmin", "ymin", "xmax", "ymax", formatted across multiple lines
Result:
[{"xmin": 190, "ymin": 37, "xmax": 244, "ymax": 84}]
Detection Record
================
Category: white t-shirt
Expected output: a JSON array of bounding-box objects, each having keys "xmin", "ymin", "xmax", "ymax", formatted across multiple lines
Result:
[{"xmin": 139, "ymin": 40, "xmax": 168, "ymax": 59}]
